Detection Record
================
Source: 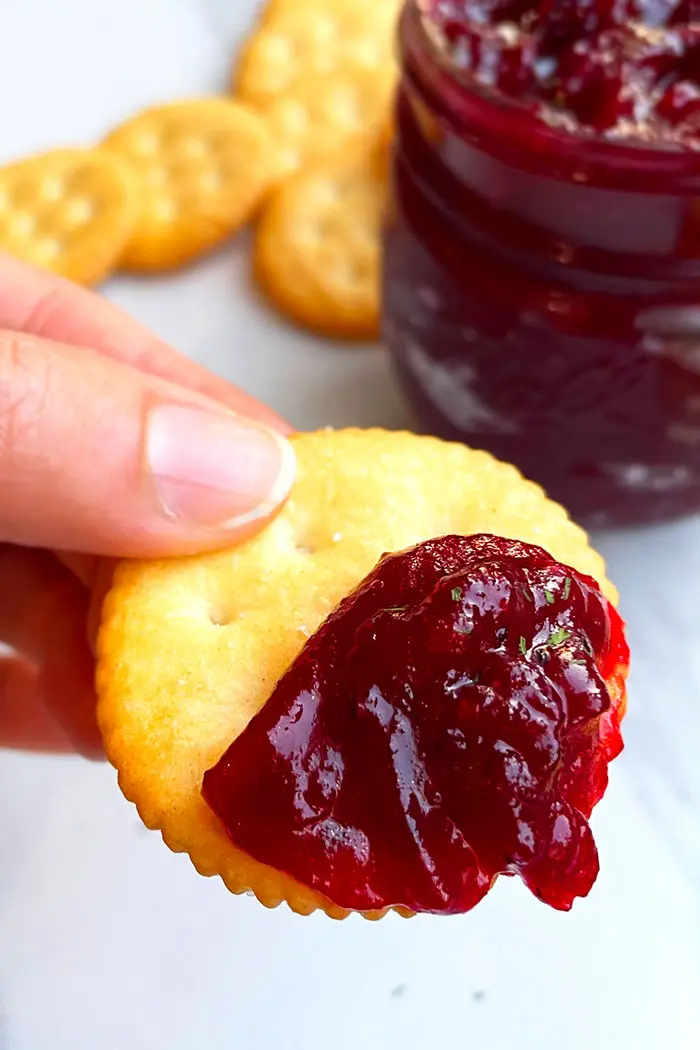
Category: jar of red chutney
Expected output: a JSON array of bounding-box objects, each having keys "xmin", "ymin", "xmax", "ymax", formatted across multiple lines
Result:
[{"xmin": 382, "ymin": 0, "xmax": 700, "ymax": 528}]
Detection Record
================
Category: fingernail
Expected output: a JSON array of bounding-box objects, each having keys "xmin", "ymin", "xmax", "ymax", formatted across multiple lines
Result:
[{"xmin": 145, "ymin": 405, "xmax": 296, "ymax": 529}]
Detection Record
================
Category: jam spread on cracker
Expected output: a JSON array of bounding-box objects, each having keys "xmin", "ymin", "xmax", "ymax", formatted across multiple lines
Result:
[{"xmin": 203, "ymin": 534, "xmax": 628, "ymax": 914}]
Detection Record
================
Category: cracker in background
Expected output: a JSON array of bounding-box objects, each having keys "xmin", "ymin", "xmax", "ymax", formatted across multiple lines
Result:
[
  {"xmin": 254, "ymin": 148, "xmax": 383, "ymax": 339},
  {"xmin": 102, "ymin": 99, "xmax": 281, "ymax": 272},
  {"xmin": 260, "ymin": 67, "xmax": 396, "ymax": 177},
  {"xmin": 0, "ymin": 148, "xmax": 136, "ymax": 286},
  {"xmin": 96, "ymin": 428, "xmax": 616, "ymax": 919},
  {"xmin": 259, "ymin": 0, "xmax": 403, "ymax": 26},
  {"xmin": 234, "ymin": 2, "xmax": 398, "ymax": 106}
]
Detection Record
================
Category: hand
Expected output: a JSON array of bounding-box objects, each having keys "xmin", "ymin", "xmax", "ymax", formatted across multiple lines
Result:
[{"xmin": 0, "ymin": 254, "xmax": 296, "ymax": 758}]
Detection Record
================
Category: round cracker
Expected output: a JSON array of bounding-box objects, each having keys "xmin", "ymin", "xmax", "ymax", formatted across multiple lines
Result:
[
  {"xmin": 234, "ymin": 2, "xmax": 398, "ymax": 106},
  {"xmin": 260, "ymin": 67, "xmax": 396, "ymax": 177},
  {"xmin": 96, "ymin": 428, "xmax": 616, "ymax": 919},
  {"xmin": 254, "ymin": 149, "xmax": 383, "ymax": 339},
  {"xmin": 0, "ymin": 148, "xmax": 137, "ymax": 286},
  {"xmin": 101, "ymin": 99, "xmax": 281, "ymax": 272},
  {"xmin": 259, "ymin": 0, "xmax": 403, "ymax": 26}
]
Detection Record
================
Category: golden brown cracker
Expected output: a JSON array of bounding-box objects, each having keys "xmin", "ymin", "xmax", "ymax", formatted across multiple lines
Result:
[
  {"xmin": 234, "ymin": 2, "xmax": 398, "ymax": 106},
  {"xmin": 253, "ymin": 149, "xmax": 383, "ymax": 338},
  {"xmin": 96, "ymin": 428, "xmax": 616, "ymax": 919},
  {"xmin": 0, "ymin": 148, "xmax": 136, "ymax": 286},
  {"xmin": 260, "ymin": 67, "xmax": 396, "ymax": 177},
  {"xmin": 373, "ymin": 108, "xmax": 395, "ymax": 183},
  {"xmin": 102, "ymin": 99, "xmax": 281, "ymax": 272},
  {"xmin": 259, "ymin": 0, "xmax": 403, "ymax": 26}
]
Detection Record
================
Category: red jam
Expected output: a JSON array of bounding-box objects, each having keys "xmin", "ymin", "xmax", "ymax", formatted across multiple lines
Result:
[
  {"xmin": 429, "ymin": 0, "xmax": 700, "ymax": 142},
  {"xmin": 203, "ymin": 535, "xmax": 629, "ymax": 914},
  {"xmin": 382, "ymin": 0, "xmax": 700, "ymax": 528}
]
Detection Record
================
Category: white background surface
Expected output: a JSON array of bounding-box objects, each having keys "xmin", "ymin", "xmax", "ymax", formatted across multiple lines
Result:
[{"xmin": 0, "ymin": 2, "xmax": 699, "ymax": 1048}]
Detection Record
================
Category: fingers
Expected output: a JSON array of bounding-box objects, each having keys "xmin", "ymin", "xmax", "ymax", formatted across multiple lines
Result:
[
  {"xmin": 0, "ymin": 329, "xmax": 296, "ymax": 557},
  {"xmin": 0, "ymin": 656, "xmax": 73, "ymax": 753},
  {"xmin": 0, "ymin": 257, "xmax": 297, "ymax": 757},
  {"xmin": 55, "ymin": 551, "xmax": 102, "ymax": 588},
  {"xmin": 51, "ymin": 554, "xmax": 113, "ymax": 649},
  {"xmin": 0, "ymin": 252, "xmax": 291, "ymax": 434},
  {"xmin": 0, "ymin": 545, "xmax": 68, "ymax": 659},
  {"xmin": 0, "ymin": 546, "xmax": 102, "ymax": 756},
  {"xmin": 87, "ymin": 559, "xmax": 116, "ymax": 652},
  {"xmin": 37, "ymin": 584, "xmax": 103, "ymax": 759}
]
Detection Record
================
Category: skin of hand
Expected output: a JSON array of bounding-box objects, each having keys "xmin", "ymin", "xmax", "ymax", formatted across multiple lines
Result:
[{"xmin": 0, "ymin": 253, "xmax": 297, "ymax": 758}]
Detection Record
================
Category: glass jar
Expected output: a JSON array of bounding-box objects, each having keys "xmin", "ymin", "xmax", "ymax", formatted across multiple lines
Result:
[{"xmin": 382, "ymin": 1, "xmax": 700, "ymax": 529}]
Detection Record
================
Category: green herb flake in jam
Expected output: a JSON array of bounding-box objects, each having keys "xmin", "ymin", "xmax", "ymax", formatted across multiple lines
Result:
[{"xmin": 548, "ymin": 627, "xmax": 571, "ymax": 648}]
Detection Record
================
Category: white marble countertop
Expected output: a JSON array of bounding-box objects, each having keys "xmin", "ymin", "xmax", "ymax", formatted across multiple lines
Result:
[{"xmin": 0, "ymin": 2, "xmax": 698, "ymax": 1048}]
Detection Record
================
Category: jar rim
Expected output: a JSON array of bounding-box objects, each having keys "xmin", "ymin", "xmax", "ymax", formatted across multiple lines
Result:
[{"xmin": 402, "ymin": 0, "xmax": 700, "ymax": 191}]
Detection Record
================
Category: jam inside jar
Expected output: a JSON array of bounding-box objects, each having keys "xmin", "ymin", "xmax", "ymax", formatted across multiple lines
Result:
[{"xmin": 382, "ymin": 1, "xmax": 700, "ymax": 528}]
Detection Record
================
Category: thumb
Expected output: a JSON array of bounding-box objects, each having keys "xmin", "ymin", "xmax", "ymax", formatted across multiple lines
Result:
[{"xmin": 0, "ymin": 331, "xmax": 296, "ymax": 557}]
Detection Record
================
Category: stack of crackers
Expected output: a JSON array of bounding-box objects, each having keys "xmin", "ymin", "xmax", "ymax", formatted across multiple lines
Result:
[{"xmin": 0, "ymin": 0, "xmax": 400, "ymax": 339}]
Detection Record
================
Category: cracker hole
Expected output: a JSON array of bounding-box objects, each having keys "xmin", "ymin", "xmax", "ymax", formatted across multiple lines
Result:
[
  {"xmin": 134, "ymin": 131, "xmax": 161, "ymax": 156},
  {"xmin": 335, "ymin": 257, "xmax": 367, "ymax": 285},
  {"xmin": 296, "ymin": 543, "xmax": 316, "ymax": 555},
  {"xmin": 332, "ymin": 91, "xmax": 365, "ymax": 127},
  {"xmin": 198, "ymin": 170, "xmax": 221, "ymax": 192},
  {"xmin": 313, "ymin": 14, "xmax": 339, "ymax": 43},
  {"xmin": 62, "ymin": 197, "xmax": 94, "ymax": 225},
  {"xmin": 209, "ymin": 606, "xmax": 234, "ymax": 627},
  {"xmin": 177, "ymin": 136, "xmax": 208, "ymax": 161},
  {"xmin": 292, "ymin": 528, "xmax": 342, "ymax": 555},
  {"xmin": 9, "ymin": 211, "xmax": 36, "ymax": 238},
  {"xmin": 313, "ymin": 179, "xmax": 344, "ymax": 207},
  {"xmin": 310, "ymin": 219, "xmax": 334, "ymax": 242},
  {"xmin": 37, "ymin": 237, "xmax": 62, "ymax": 260},
  {"xmin": 152, "ymin": 198, "xmax": 177, "ymax": 220},
  {"xmin": 267, "ymin": 31, "xmax": 294, "ymax": 55},
  {"xmin": 279, "ymin": 147, "xmax": 301, "ymax": 173},
  {"xmin": 294, "ymin": 223, "xmax": 323, "ymax": 249},
  {"xmin": 353, "ymin": 41, "xmax": 384, "ymax": 65},
  {"xmin": 280, "ymin": 101, "xmax": 310, "ymax": 135},
  {"xmin": 331, "ymin": 180, "xmax": 353, "ymax": 204},
  {"xmin": 41, "ymin": 176, "xmax": 65, "ymax": 202}
]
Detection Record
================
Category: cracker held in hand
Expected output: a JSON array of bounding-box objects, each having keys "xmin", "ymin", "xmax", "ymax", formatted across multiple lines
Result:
[
  {"xmin": 0, "ymin": 148, "xmax": 136, "ymax": 285},
  {"xmin": 96, "ymin": 429, "xmax": 621, "ymax": 920},
  {"xmin": 102, "ymin": 99, "xmax": 280, "ymax": 272},
  {"xmin": 254, "ymin": 149, "xmax": 383, "ymax": 338}
]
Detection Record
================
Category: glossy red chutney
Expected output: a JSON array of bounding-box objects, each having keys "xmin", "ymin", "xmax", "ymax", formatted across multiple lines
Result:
[
  {"xmin": 383, "ymin": 0, "xmax": 700, "ymax": 528},
  {"xmin": 429, "ymin": 0, "xmax": 700, "ymax": 140},
  {"xmin": 203, "ymin": 536, "xmax": 629, "ymax": 914}
]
